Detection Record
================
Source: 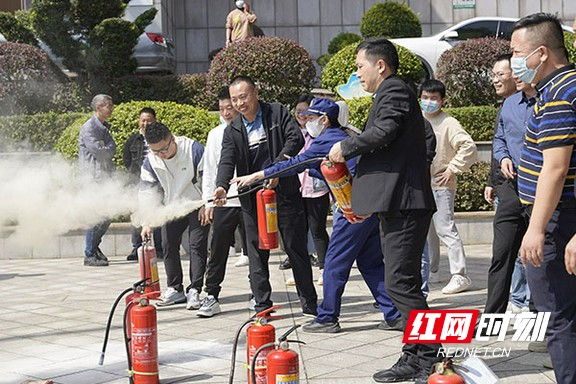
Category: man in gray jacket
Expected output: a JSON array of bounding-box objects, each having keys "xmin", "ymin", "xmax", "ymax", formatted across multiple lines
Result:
[{"xmin": 79, "ymin": 94, "xmax": 116, "ymax": 267}]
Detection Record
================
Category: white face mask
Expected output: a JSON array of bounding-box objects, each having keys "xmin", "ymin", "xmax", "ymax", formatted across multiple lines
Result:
[
  {"xmin": 236, "ymin": 0, "xmax": 245, "ymax": 8},
  {"xmin": 305, "ymin": 115, "xmax": 326, "ymax": 138}
]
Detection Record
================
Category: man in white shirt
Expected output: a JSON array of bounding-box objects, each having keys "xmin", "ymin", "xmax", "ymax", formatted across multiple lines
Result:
[{"xmin": 197, "ymin": 88, "xmax": 247, "ymax": 317}]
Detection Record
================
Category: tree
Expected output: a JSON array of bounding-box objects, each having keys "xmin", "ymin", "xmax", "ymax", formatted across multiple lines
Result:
[{"xmin": 30, "ymin": 0, "xmax": 156, "ymax": 83}]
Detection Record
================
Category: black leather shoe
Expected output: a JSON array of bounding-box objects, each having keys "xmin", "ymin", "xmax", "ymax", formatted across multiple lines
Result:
[
  {"xmin": 378, "ymin": 317, "xmax": 406, "ymax": 331},
  {"xmin": 95, "ymin": 247, "xmax": 108, "ymax": 262},
  {"xmin": 373, "ymin": 354, "xmax": 421, "ymax": 383},
  {"xmin": 126, "ymin": 248, "xmax": 138, "ymax": 261},
  {"xmin": 278, "ymin": 257, "xmax": 292, "ymax": 270}
]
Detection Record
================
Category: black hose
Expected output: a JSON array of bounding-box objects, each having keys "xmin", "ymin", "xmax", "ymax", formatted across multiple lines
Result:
[
  {"xmin": 250, "ymin": 341, "xmax": 276, "ymax": 384},
  {"xmin": 228, "ymin": 318, "xmax": 256, "ymax": 384},
  {"xmin": 124, "ymin": 300, "xmax": 136, "ymax": 384},
  {"xmin": 99, "ymin": 286, "xmax": 134, "ymax": 366}
]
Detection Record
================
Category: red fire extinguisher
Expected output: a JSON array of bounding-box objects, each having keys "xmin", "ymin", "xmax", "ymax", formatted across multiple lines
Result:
[
  {"xmin": 320, "ymin": 160, "xmax": 361, "ymax": 221},
  {"xmin": 228, "ymin": 306, "xmax": 280, "ymax": 384},
  {"xmin": 129, "ymin": 297, "xmax": 159, "ymax": 384},
  {"xmin": 250, "ymin": 325, "xmax": 304, "ymax": 384},
  {"xmin": 428, "ymin": 359, "xmax": 465, "ymax": 384},
  {"xmin": 138, "ymin": 240, "xmax": 161, "ymax": 300},
  {"xmin": 256, "ymin": 187, "xmax": 279, "ymax": 250}
]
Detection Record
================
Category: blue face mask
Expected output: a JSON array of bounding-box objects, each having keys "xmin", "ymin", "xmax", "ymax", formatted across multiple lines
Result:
[
  {"xmin": 420, "ymin": 99, "xmax": 440, "ymax": 114},
  {"xmin": 511, "ymin": 47, "xmax": 543, "ymax": 84}
]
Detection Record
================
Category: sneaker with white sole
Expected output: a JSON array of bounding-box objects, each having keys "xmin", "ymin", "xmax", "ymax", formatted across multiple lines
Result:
[
  {"xmin": 248, "ymin": 297, "xmax": 256, "ymax": 311},
  {"xmin": 197, "ymin": 295, "xmax": 221, "ymax": 317},
  {"xmin": 441, "ymin": 274, "xmax": 472, "ymax": 294},
  {"xmin": 186, "ymin": 288, "xmax": 202, "ymax": 310},
  {"xmin": 157, "ymin": 287, "xmax": 186, "ymax": 307},
  {"xmin": 235, "ymin": 254, "xmax": 249, "ymax": 267},
  {"xmin": 506, "ymin": 301, "xmax": 530, "ymax": 314}
]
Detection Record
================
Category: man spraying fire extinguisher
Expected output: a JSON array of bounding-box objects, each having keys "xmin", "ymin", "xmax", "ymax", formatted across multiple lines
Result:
[
  {"xmin": 213, "ymin": 75, "xmax": 318, "ymax": 317},
  {"xmin": 232, "ymin": 97, "xmax": 403, "ymax": 332}
]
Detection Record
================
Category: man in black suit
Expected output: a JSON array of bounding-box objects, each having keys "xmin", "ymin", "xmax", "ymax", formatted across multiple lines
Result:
[
  {"xmin": 329, "ymin": 38, "xmax": 439, "ymax": 383},
  {"xmin": 213, "ymin": 76, "xmax": 317, "ymax": 316}
]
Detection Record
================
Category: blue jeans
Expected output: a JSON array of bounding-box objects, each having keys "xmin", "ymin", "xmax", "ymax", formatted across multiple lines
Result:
[
  {"xmin": 85, "ymin": 219, "xmax": 112, "ymax": 257},
  {"xmin": 510, "ymin": 255, "xmax": 530, "ymax": 307}
]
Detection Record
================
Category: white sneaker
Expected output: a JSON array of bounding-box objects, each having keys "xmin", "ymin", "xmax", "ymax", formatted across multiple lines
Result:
[
  {"xmin": 429, "ymin": 271, "xmax": 442, "ymax": 284},
  {"xmin": 157, "ymin": 287, "xmax": 186, "ymax": 307},
  {"xmin": 248, "ymin": 297, "xmax": 256, "ymax": 311},
  {"xmin": 441, "ymin": 274, "xmax": 472, "ymax": 294},
  {"xmin": 317, "ymin": 275, "xmax": 323, "ymax": 286},
  {"xmin": 285, "ymin": 277, "xmax": 296, "ymax": 286},
  {"xmin": 186, "ymin": 288, "xmax": 201, "ymax": 310},
  {"xmin": 228, "ymin": 246, "xmax": 236, "ymax": 257},
  {"xmin": 235, "ymin": 254, "xmax": 249, "ymax": 267},
  {"xmin": 197, "ymin": 295, "xmax": 221, "ymax": 317},
  {"xmin": 506, "ymin": 302, "xmax": 530, "ymax": 314}
]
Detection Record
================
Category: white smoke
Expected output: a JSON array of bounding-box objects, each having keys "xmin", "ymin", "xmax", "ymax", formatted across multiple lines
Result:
[{"xmin": 0, "ymin": 153, "xmax": 205, "ymax": 249}]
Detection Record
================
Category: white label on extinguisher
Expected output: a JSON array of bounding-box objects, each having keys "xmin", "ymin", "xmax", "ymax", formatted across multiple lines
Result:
[
  {"xmin": 248, "ymin": 346, "xmax": 270, "ymax": 384},
  {"xmin": 274, "ymin": 374, "xmax": 298, "ymax": 384},
  {"xmin": 132, "ymin": 327, "xmax": 157, "ymax": 363}
]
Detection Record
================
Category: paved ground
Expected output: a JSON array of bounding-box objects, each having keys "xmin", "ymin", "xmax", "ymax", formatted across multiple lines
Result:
[{"xmin": 0, "ymin": 244, "xmax": 557, "ymax": 384}]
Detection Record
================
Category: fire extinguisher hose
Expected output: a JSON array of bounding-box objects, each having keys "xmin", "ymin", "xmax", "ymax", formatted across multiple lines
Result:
[
  {"xmin": 207, "ymin": 156, "xmax": 327, "ymax": 204},
  {"xmin": 228, "ymin": 318, "xmax": 257, "ymax": 384}
]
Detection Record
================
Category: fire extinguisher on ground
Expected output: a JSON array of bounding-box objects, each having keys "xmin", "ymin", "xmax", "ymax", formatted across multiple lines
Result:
[
  {"xmin": 138, "ymin": 239, "xmax": 161, "ymax": 300},
  {"xmin": 99, "ymin": 279, "xmax": 161, "ymax": 384},
  {"xmin": 228, "ymin": 306, "xmax": 280, "ymax": 384},
  {"xmin": 256, "ymin": 186, "xmax": 279, "ymax": 250},
  {"xmin": 250, "ymin": 325, "xmax": 304, "ymax": 384}
]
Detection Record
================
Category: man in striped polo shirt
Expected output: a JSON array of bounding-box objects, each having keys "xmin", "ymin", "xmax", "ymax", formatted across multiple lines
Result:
[{"xmin": 512, "ymin": 13, "xmax": 576, "ymax": 384}]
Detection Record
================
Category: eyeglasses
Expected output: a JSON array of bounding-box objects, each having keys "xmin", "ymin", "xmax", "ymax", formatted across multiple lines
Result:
[
  {"xmin": 491, "ymin": 71, "xmax": 511, "ymax": 80},
  {"xmin": 151, "ymin": 137, "xmax": 173, "ymax": 155}
]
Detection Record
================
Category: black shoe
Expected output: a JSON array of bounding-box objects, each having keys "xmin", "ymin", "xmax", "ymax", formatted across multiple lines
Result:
[
  {"xmin": 95, "ymin": 247, "xmax": 108, "ymax": 262},
  {"xmin": 126, "ymin": 248, "xmax": 138, "ymax": 261},
  {"xmin": 372, "ymin": 301, "xmax": 380, "ymax": 309},
  {"xmin": 413, "ymin": 367, "xmax": 432, "ymax": 384},
  {"xmin": 279, "ymin": 257, "xmax": 292, "ymax": 270},
  {"xmin": 303, "ymin": 307, "xmax": 318, "ymax": 318},
  {"xmin": 378, "ymin": 317, "xmax": 406, "ymax": 332},
  {"xmin": 373, "ymin": 354, "xmax": 422, "ymax": 383},
  {"xmin": 84, "ymin": 256, "xmax": 108, "ymax": 267},
  {"xmin": 310, "ymin": 254, "xmax": 320, "ymax": 267},
  {"xmin": 302, "ymin": 319, "xmax": 341, "ymax": 333}
]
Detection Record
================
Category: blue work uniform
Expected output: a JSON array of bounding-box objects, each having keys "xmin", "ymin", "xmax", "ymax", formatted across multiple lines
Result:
[{"xmin": 264, "ymin": 127, "xmax": 400, "ymax": 323}]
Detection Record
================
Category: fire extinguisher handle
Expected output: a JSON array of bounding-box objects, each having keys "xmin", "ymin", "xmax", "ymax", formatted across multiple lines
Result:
[
  {"xmin": 255, "ymin": 305, "xmax": 281, "ymax": 319},
  {"xmin": 278, "ymin": 324, "xmax": 301, "ymax": 341}
]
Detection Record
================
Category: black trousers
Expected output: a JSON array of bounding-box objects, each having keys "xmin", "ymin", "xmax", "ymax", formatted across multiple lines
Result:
[
  {"xmin": 204, "ymin": 206, "xmax": 244, "ymax": 299},
  {"xmin": 378, "ymin": 209, "xmax": 441, "ymax": 367},
  {"xmin": 162, "ymin": 210, "xmax": 210, "ymax": 293},
  {"xmin": 303, "ymin": 194, "xmax": 330, "ymax": 268},
  {"xmin": 243, "ymin": 192, "xmax": 317, "ymax": 313},
  {"xmin": 484, "ymin": 179, "xmax": 528, "ymax": 314}
]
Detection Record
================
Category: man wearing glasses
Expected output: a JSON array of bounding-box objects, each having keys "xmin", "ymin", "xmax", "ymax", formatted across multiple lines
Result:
[{"xmin": 139, "ymin": 122, "xmax": 210, "ymax": 309}]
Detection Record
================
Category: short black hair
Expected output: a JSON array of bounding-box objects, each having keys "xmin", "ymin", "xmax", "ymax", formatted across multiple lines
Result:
[
  {"xmin": 294, "ymin": 93, "xmax": 313, "ymax": 109},
  {"xmin": 144, "ymin": 122, "xmax": 171, "ymax": 144},
  {"xmin": 494, "ymin": 53, "xmax": 512, "ymax": 64},
  {"xmin": 512, "ymin": 13, "xmax": 567, "ymax": 59},
  {"xmin": 217, "ymin": 87, "xmax": 231, "ymax": 100},
  {"xmin": 419, "ymin": 79, "xmax": 446, "ymax": 98},
  {"xmin": 356, "ymin": 38, "xmax": 399, "ymax": 74},
  {"xmin": 139, "ymin": 107, "xmax": 156, "ymax": 117},
  {"xmin": 230, "ymin": 75, "xmax": 256, "ymax": 89}
]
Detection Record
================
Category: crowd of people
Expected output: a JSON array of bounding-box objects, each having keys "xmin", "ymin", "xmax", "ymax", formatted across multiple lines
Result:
[{"xmin": 76, "ymin": 12, "xmax": 576, "ymax": 384}]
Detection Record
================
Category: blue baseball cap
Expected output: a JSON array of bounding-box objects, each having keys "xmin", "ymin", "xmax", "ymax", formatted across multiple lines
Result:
[{"xmin": 301, "ymin": 98, "xmax": 340, "ymax": 120}]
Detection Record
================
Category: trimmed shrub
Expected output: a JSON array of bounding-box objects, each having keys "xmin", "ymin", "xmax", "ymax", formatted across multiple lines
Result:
[
  {"xmin": 54, "ymin": 101, "xmax": 219, "ymax": 165},
  {"xmin": 179, "ymin": 73, "xmax": 213, "ymax": 110},
  {"xmin": 436, "ymin": 37, "xmax": 510, "ymax": 107},
  {"xmin": 0, "ymin": 112, "xmax": 88, "ymax": 151},
  {"xmin": 316, "ymin": 53, "xmax": 333, "ymax": 67},
  {"xmin": 321, "ymin": 42, "xmax": 425, "ymax": 93},
  {"xmin": 0, "ymin": 11, "xmax": 37, "ymax": 45},
  {"xmin": 455, "ymin": 162, "xmax": 492, "ymax": 212},
  {"xmin": 0, "ymin": 42, "xmax": 67, "ymax": 115},
  {"xmin": 328, "ymin": 32, "xmax": 362, "ymax": 54},
  {"xmin": 444, "ymin": 105, "xmax": 498, "ymax": 141},
  {"xmin": 360, "ymin": 2, "xmax": 421, "ymax": 39},
  {"xmin": 346, "ymin": 96, "xmax": 372, "ymax": 130},
  {"xmin": 565, "ymin": 31, "xmax": 575, "ymax": 64},
  {"xmin": 207, "ymin": 36, "xmax": 316, "ymax": 106}
]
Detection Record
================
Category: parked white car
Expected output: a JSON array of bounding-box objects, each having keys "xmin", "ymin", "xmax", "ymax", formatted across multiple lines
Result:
[{"xmin": 391, "ymin": 17, "xmax": 574, "ymax": 78}]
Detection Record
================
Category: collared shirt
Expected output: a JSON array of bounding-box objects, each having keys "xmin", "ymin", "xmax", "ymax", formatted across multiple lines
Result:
[
  {"xmin": 242, "ymin": 105, "xmax": 263, "ymax": 134},
  {"xmin": 518, "ymin": 64, "xmax": 576, "ymax": 205},
  {"xmin": 493, "ymin": 91, "xmax": 536, "ymax": 170}
]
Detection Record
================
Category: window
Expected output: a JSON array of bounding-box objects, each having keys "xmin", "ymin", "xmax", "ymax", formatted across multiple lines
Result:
[{"xmin": 455, "ymin": 21, "xmax": 499, "ymax": 41}]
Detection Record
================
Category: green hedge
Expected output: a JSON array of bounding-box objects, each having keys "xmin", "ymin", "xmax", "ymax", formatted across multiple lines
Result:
[
  {"xmin": 455, "ymin": 162, "xmax": 492, "ymax": 212},
  {"xmin": 54, "ymin": 101, "xmax": 219, "ymax": 165},
  {"xmin": 444, "ymin": 105, "xmax": 498, "ymax": 141},
  {"xmin": 360, "ymin": 2, "xmax": 422, "ymax": 39},
  {"xmin": 0, "ymin": 112, "xmax": 88, "ymax": 151}
]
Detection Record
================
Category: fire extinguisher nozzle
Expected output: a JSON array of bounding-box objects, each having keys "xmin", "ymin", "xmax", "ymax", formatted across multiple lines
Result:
[{"xmin": 98, "ymin": 352, "xmax": 105, "ymax": 366}]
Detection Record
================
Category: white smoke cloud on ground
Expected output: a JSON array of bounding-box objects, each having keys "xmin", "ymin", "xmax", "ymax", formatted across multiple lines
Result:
[{"xmin": 0, "ymin": 153, "xmax": 205, "ymax": 249}]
